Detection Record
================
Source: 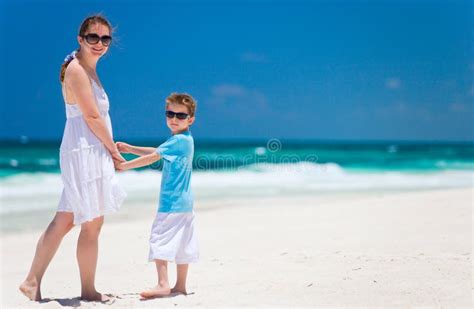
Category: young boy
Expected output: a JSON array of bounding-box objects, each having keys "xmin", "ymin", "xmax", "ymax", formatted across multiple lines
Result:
[{"xmin": 116, "ymin": 93, "xmax": 199, "ymax": 299}]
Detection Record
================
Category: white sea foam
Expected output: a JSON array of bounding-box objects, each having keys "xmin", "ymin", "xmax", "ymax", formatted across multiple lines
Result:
[{"xmin": 1, "ymin": 162, "xmax": 473, "ymax": 214}]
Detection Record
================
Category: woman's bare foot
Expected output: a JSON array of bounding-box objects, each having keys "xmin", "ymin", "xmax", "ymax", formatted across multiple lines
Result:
[
  {"xmin": 81, "ymin": 291, "xmax": 113, "ymax": 302},
  {"xmin": 140, "ymin": 285, "xmax": 171, "ymax": 299},
  {"xmin": 171, "ymin": 286, "xmax": 187, "ymax": 295},
  {"xmin": 19, "ymin": 279, "xmax": 41, "ymax": 301}
]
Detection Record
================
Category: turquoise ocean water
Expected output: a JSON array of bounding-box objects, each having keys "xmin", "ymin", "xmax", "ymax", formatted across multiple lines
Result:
[
  {"xmin": 2, "ymin": 139, "xmax": 474, "ymax": 176},
  {"xmin": 1, "ymin": 139, "xmax": 473, "ymax": 232}
]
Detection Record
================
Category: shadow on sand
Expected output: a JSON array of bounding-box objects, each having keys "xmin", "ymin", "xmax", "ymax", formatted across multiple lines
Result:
[{"xmin": 39, "ymin": 294, "xmax": 120, "ymax": 307}]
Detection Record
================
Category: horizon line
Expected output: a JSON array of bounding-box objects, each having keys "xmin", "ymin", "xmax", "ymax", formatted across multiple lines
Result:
[{"xmin": 1, "ymin": 137, "xmax": 473, "ymax": 146}]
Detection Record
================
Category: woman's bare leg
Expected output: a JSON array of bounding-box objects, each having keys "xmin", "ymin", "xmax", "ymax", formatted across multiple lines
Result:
[
  {"xmin": 76, "ymin": 216, "xmax": 109, "ymax": 301},
  {"xmin": 19, "ymin": 212, "xmax": 74, "ymax": 301}
]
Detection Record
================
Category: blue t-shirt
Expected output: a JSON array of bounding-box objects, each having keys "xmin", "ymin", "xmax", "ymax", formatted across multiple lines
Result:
[{"xmin": 155, "ymin": 130, "xmax": 194, "ymax": 213}]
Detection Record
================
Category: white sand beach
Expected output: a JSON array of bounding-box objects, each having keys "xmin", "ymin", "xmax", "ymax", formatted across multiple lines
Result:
[{"xmin": 1, "ymin": 187, "xmax": 472, "ymax": 307}]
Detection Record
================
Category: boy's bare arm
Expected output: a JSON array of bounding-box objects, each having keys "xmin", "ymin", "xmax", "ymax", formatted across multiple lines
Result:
[
  {"xmin": 118, "ymin": 152, "xmax": 161, "ymax": 170},
  {"xmin": 116, "ymin": 142, "xmax": 156, "ymax": 156},
  {"xmin": 128, "ymin": 145, "xmax": 157, "ymax": 156}
]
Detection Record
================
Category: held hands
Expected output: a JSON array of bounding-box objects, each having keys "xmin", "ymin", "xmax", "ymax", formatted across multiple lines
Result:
[
  {"xmin": 113, "ymin": 141, "xmax": 157, "ymax": 171},
  {"xmin": 116, "ymin": 141, "xmax": 131, "ymax": 154},
  {"xmin": 111, "ymin": 145, "xmax": 126, "ymax": 172},
  {"xmin": 114, "ymin": 160, "xmax": 129, "ymax": 172},
  {"xmin": 113, "ymin": 142, "xmax": 129, "ymax": 171},
  {"xmin": 112, "ymin": 151, "xmax": 126, "ymax": 162}
]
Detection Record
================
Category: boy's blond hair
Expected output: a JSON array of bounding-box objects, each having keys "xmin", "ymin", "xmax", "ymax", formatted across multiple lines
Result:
[{"xmin": 166, "ymin": 93, "xmax": 197, "ymax": 117}]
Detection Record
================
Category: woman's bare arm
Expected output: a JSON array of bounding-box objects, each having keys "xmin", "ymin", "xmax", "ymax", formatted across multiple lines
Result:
[{"xmin": 65, "ymin": 61, "xmax": 124, "ymax": 161}]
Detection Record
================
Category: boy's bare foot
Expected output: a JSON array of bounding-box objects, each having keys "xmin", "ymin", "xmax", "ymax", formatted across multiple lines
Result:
[
  {"xmin": 171, "ymin": 286, "xmax": 187, "ymax": 295},
  {"xmin": 19, "ymin": 279, "xmax": 41, "ymax": 301},
  {"xmin": 81, "ymin": 291, "xmax": 113, "ymax": 302},
  {"xmin": 140, "ymin": 285, "xmax": 171, "ymax": 299}
]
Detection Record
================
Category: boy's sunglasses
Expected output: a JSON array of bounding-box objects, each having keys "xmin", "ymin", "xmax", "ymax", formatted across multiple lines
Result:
[
  {"xmin": 82, "ymin": 33, "xmax": 112, "ymax": 46},
  {"xmin": 165, "ymin": 111, "xmax": 190, "ymax": 120}
]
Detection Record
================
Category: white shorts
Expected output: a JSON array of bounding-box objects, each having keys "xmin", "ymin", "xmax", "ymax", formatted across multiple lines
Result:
[{"xmin": 148, "ymin": 212, "xmax": 199, "ymax": 264}]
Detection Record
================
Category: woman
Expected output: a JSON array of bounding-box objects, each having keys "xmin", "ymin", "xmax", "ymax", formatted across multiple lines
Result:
[{"xmin": 19, "ymin": 15, "xmax": 126, "ymax": 302}]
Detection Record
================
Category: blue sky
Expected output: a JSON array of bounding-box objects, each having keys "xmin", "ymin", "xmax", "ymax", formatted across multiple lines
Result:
[{"xmin": 1, "ymin": 0, "xmax": 473, "ymax": 141}]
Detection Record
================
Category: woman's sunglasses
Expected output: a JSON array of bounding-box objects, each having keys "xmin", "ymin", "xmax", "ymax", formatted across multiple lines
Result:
[
  {"xmin": 82, "ymin": 33, "xmax": 112, "ymax": 47},
  {"xmin": 165, "ymin": 111, "xmax": 190, "ymax": 120}
]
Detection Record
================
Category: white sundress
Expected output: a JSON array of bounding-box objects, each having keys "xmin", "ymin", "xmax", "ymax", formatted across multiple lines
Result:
[{"xmin": 57, "ymin": 78, "xmax": 126, "ymax": 225}]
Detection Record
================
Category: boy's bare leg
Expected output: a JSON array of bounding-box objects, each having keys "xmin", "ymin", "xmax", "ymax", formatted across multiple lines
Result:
[
  {"xmin": 140, "ymin": 259, "xmax": 171, "ymax": 298},
  {"xmin": 171, "ymin": 264, "xmax": 189, "ymax": 295},
  {"xmin": 19, "ymin": 212, "xmax": 74, "ymax": 301}
]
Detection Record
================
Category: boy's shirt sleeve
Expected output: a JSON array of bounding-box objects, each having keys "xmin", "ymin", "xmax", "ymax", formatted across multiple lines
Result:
[{"xmin": 155, "ymin": 136, "xmax": 183, "ymax": 162}]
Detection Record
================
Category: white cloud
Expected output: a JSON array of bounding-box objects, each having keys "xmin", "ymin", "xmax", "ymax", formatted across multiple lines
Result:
[
  {"xmin": 449, "ymin": 103, "xmax": 467, "ymax": 112},
  {"xmin": 211, "ymin": 84, "xmax": 246, "ymax": 97},
  {"xmin": 208, "ymin": 83, "xmax": 268, "ymax": 110},
  {"xmin": 240, "ymin": 52, "xmax": 267, "ymax": 63},
  {"xmin": 394, "ymin": 102, "xmax": 408, "ymax": 112},
  {"xmin": 385, "ymin": 78, "xmax": 401, "ymax": 90}
]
